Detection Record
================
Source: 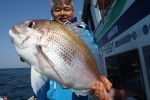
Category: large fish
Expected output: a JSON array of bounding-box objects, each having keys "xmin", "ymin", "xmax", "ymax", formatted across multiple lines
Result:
[{"xmin": 9, "ymin": 20, "xmax": 136, "ymax": 100}]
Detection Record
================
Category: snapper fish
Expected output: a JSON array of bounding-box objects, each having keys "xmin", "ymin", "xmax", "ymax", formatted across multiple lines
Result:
[{"xmin": 9, "ymin": 20, "xmax": 136, "ymax": 99}]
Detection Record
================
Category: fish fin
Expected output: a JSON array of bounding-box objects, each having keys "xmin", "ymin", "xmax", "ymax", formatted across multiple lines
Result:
[
  {"xmin": 109, "ymin": 88, "xmax": 137, "ymax": 100},
  {"xmin": 36, "ymin": 45, "xmax": 65, "ymax": 86},
  {"xmin": 31, "ymin": 67, "xmax": 47, "ymax": 95},
  {"xmin": 73, "ymin": 90, "xmax": 89, "ymax": 96}
]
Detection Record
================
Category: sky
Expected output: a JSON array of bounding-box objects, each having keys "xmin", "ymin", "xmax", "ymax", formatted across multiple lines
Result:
[{"xmin": 0, "ymin": 0, "xmax": 84, "ymax": 69}]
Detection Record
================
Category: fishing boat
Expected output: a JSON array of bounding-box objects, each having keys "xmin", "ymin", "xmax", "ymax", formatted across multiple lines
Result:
[{"xmin": 82, "ymin": 0, "xmax": 150, "ymax": 100}]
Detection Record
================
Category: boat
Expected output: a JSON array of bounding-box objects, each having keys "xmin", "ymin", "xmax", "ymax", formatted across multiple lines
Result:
[{"xmin": 82, "ymin": 0, "xmax": 150, "ymax": 100}]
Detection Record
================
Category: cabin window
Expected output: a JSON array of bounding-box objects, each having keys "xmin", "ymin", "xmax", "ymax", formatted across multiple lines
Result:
[
  {"xmin": 142, "ymin": 45, "xmax": 150, "ymax": 90},
  {"xmin": 95, "ymin": 0, "xmax": 113, "ymax": 18},
  {"xmin": 88, "ymin": 11, "xmax": 95, "ymax": 33},
  {"xmin": 85, "ymin": 4, "xmax": 95, "ymax": 33},
  {"xmin": 105, "ymin": 49, "xmax": 146, "ymax": 99}
]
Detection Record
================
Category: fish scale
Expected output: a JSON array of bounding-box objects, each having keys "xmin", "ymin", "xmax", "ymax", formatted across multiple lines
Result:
[
  {"xmin": 49, "ymin": 21, "xmax": 99, "ymax": 91},
  {"xmin": 64, "ymin": 22, "xmax": 103, "ymax": 75},
  {"xmin": 42, "ymin": 27, "xmax": 98, "ymax": 90}
]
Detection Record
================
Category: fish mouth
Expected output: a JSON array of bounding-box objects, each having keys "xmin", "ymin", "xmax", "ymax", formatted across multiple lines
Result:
[
  {"xmin": 9, "ymin": 26, "xmax": 20, "ymax": 43},
  {"xmin": 9, "ymin": 29, "xmax": 19, "ymax": 47},
  {"xmin": 9, "ymin": 28, "xmax": 18, "ymax": 42},
  {"xmin": 11, "ymin": 26, "xmax": 20, "ymax": 35}
]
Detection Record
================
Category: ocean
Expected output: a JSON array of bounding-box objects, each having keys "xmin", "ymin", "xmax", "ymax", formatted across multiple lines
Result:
[
  {"xmin": 0, "ymin": 68, "xmax": 34, "ymax": 100},
  {"xmin": 0, "ymin": 68, "xmax": 99, "ymax": 100}
]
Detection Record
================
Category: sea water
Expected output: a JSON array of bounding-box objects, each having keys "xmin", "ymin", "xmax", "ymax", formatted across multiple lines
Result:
[{"xmin": 0, "ymin": 68, "xmax": 34, "ymax": 100}]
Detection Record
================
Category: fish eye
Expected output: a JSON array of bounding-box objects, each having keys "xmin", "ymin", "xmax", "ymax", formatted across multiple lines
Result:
[{"xmin": 28, "ymin": 21, "xmax": 36, "ymax": 28}]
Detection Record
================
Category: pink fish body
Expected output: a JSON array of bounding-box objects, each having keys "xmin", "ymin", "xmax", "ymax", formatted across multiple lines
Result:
[{"xmin": 9, "ymin": 20, "xmax": 136, "ymax": 100}]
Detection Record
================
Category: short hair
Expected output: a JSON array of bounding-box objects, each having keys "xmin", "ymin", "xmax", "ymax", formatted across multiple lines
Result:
[{"xmin": 50, "ymin": 0, "xmax": 74, "ymax": 8}]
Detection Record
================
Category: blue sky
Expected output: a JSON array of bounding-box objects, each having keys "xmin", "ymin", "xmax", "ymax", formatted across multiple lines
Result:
[{"xmin": 0, "ymin": 0, "xmax": 83, "ymax": 69}]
